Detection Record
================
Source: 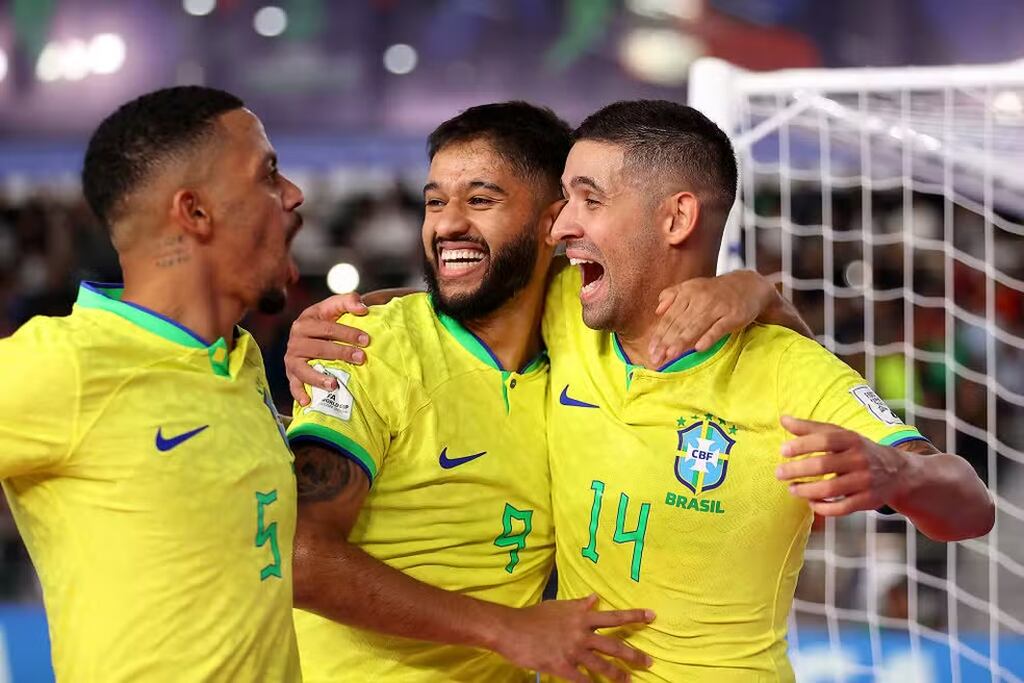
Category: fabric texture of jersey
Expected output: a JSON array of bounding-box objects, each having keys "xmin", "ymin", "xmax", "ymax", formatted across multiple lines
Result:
[
  {"xmin": 543, "ymin": 267, "xmax": 926, "ymax": 683},
  {"xmin": 287, "ymin": 293, "xmax": 554, "ymax": 682},
  {"xmin": 0, "ymin": 283, "xmax": 300, "ymax": 682}
]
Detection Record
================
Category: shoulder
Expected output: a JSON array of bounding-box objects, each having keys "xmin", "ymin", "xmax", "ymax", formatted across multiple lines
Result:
[
  {"xmin": 0, "ymin": 313, "xmax": 81, "ymax": 371},
  {"xmin": 328, "ymin": 293, "xmax": 440, "ymax": 380}
]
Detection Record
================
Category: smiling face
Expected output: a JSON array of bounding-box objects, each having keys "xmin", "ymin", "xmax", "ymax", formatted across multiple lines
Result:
[
  {"xmin": 552, "ymin": 139, "xmax": 661, "ymax": 332},
  {"xmin": 421, "ymin": 138, "xmax": 548, "ymax": 321}
]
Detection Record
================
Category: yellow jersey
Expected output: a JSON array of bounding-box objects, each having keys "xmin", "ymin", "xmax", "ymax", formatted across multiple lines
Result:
[
  {"xmin": 287, "ymin": 293, "xmax": 554, "ymax": 682},
  {"xmin": 543, "ymin": 268, "xmax": 925, "ymax": 682},
  {"xmin": 0, "ymin": 283, "xmax": 300, "ymax": 683}
]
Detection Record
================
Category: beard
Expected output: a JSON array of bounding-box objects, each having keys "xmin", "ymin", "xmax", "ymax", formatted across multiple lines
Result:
[
  {"xmin": 256, "ymin": 286, "xmax": 288, "ymax": 315},
  {"xmin": 423, "ymin": 226, "xmax": 539, "ymax": 322}
]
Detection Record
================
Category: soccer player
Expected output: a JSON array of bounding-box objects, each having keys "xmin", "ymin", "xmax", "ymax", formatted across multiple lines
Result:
[
  {"xmin": 283, "ymin": 103, "xmax": 812, "ymax": 682},
  {"xmin": 548, "ymin": 100, "xmax": 995, "ymax": 681},
  {"xmin": 0, "ymin": 87, "xmax": 304, "ymax": 681},
  {"xmin": 286, "ymin": 103, "xmax": 657, "ymax": 683}
]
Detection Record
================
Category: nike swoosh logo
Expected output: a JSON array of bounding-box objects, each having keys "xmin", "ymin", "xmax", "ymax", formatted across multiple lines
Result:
[
  {"xmin": 559, "ymin": 385, "xmax": 599, "ymax": 409},
  {"xmin": 155, "ymin": 425, "xmax": 210, "ymax": 452},
  {"xmin": 438, "ymin": 447, "xmax": 487, "ymax": 469}
]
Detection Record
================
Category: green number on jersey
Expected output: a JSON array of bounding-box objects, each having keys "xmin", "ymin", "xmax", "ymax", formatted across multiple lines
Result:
[
  {"xmin": 494, "ymin": 503, "xmax": 533, "ymax": 573},
  {"xmin": 580, "ymin": 480, "xmax": 650, "ymax": 582},
  {"xmin": 581, "ymin": 480, "xmax": 605, "ymax": 563},
  {"xmin": 255, "ymin": 490, "xmax": 282, "ymax": 581}
]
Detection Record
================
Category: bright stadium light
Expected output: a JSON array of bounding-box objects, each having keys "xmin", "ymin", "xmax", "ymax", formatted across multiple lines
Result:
[
  {"xmin": 992, "ymin": 90, "xmax": 1024, "ymax": 117},
  {"xmin": 383, "ymin": 43, "xmax": 417, "ymax": 75},
  {"xmin": 88, "ymin": 33, "xmax": 126, "ymax": 75},
  {"xmin": 326, "ymin": 263, "xmax": 360, "ymax": 294},
  {"xmin": 183, "ymin": 0, "xmax": 216, "ymax": 17},
  {"xmin": 254, "ymin": 6, "xmax": 288, "ymax": 37},
  {"xmin": 61, "ymin": 39, "xmax": 91, "ymax": 81},
  {"xmin": 619, "ymin": 28, "xmax": 703, "ymax": 86},
  {"xmin": 0, "ymin": 48, "xmax": 8, "ymax": 84},
  {"xmin": 36, "ymin": 41, "xmax": 64, "ymax": 82}
]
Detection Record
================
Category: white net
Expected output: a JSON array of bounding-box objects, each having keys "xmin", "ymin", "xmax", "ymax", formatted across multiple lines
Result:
[{"xmin": 690, "ymin": 59, "xmax": 1024, "ymax": 682}]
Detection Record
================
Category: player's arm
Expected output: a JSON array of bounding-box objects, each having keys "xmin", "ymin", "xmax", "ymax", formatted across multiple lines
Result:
[
  {"xmin": 292, "ymin": 444, "xmax": 654, "ymax": 683},
  {"xmin": 0, "ymin": 330, "xmax": 78, "ymax": 479},
  {"xmin": 285, "ymin": 289, "xmax": 419, "ymax": 405},
  {"xmin": 775, "ymin": 417, "xmax": 994, "ymax": 542},
  {"xmin": 648, "ymin": 270, "xmax": 813, "ymax": 366}
]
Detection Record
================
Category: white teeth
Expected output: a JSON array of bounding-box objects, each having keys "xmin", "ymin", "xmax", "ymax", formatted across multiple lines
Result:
[
  {"xmin": 581, "ymin": 279, "xmax": 601, "ymax": 295},
  {"xmin": 441, "ymin": 248, "xmax": 486, "ymax": 264},
  {"xmin": 568, "ymin": 257, "xmax": 596, "ymax": 266}
]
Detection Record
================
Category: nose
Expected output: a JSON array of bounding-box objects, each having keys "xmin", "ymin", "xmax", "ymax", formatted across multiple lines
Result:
[
  {"xmin": 432, "ymin": 202, "xmax": 471, "ymax": 239},
  {"xmin": 281, "ymin": 173, "xmax": 305, "ymax": 211},
  {"xmin": 551, "ymin": 201, "xmax": 583, "ymax": 243}
]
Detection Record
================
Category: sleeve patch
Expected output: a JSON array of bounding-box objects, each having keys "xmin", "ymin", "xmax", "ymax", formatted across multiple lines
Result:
[
  {"xmin": 850, "ymin": 384, "xmax": 903, "ymax": 426},
  {"xmin": 303, "ymin": 364, "xmax": 354, "ymax": 421}
]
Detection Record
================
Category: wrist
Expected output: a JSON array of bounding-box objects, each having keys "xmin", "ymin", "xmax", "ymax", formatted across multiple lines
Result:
[
  {"xmin": 885, "ymin": 446, "xmax": 921, "ymax": 509},
  {"xmin": 473, "ymin": 602, "xmax": 518, "ymax": 654}
]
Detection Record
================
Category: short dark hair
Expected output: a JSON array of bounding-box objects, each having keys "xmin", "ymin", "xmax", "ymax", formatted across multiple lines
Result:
[
  {"xmin": 427, "ymin": 101, "xmax": 572, "ymax": 199},
  {"xmin": 574, "ymin": 100, "xmax": 737, "ymax": 216},
  {"xmin": 82, "ymin": 86, "xmax": 244, "ymax": 231}
]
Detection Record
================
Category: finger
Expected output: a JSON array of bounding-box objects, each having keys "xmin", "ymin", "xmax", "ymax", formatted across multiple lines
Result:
[
  {"xmin": 780, "ymin": 430, "xmax": 860, "ymax": 459},
  {"xmin": 290, "ymin": 339, "xmax": 367, "ymax": 366},
  {"xmin": 650, "ymin": 300, "xmax": 690, "ymax": 363},
  {"xmin": 578, "ymin": 651, "xmax": 629, "ymax": 683},
  {"xmin": 288, "ymin": 375, "xmax": 311, "ymax": 406},
  {"xmin": 310, "ymin": 293, "xmax": 367, "ymax": 320},
  {"xmin": 554, "ymin": 664, "xmax": 589, "ymax": 683},
  {"xmin": 655, "ymin": 288, "xmax": 677, "ymax": 316},
  {"xmin": 587, "ymin": 634, "xmax": 653, "ymax": 669},
  {"xmin": 810, "ymin": 491, "xmax": 876, "ymax": 516},
  {"xmin": 651, "ymin": 306, "xmax": 693, "ymax": 363},
  {"xmin": 775, "ymin": 453, "xmax": 858, "ymax": 482},
  {"xmin": 694, "ymin": 318, "xmax": 733, "ymax": 352},
  {"xmin": 780, "ymin": 414, "xmax": 845, "ymax": 437},
  {"xmin": 787, "ymin": 470, "xmax": 871, "ymax": 501},
  {"xmin": 293, "ymin": 319, "xmax": 370, "ymax": 347},
  {"xmin": 290, "ymin": 359, "xmax": 339, "ymax": 389},
  {"xmin": 588, "ymin": 607, "xmax": 656, "ymax": 629}
]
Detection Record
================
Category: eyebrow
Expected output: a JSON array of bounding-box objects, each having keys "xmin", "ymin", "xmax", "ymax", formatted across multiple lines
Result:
[
  {"xmin": 423, "ymin": 179, "xmax": 508, "ymax": 196},
  {"xmin": 569, "ymin": 175, "xmax": 606, "ymax": 195}
]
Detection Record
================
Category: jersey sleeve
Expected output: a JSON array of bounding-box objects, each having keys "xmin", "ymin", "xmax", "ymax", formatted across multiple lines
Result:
[
  {"xmin": 0, "ymin": 320, "xmax": 79, "ymax": 479},
  {"xmin": 286, "ymin": 312, "xmax": 416, "ymax": 484},
  {"xmin": 776, "ymin": 334, "xmax": 928, "ymax": 447}
]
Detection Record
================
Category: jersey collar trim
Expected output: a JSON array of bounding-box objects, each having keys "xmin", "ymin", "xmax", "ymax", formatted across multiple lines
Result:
[
  {"xmin": 612, "ymin": 332, "xmax": 731, "ymax": 374},
  {"xmin": 434, "ymin": 303, "xmax": 547, "ymax": 375},
  {"xmin": 76, "ymin": 282, "xmax": 233, "ymax": 376}
]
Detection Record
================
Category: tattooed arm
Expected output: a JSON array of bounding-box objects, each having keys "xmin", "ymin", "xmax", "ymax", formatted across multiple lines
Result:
[{"xmin": 292, "ymin": 444, "xmax": 654, "ymax": 682}]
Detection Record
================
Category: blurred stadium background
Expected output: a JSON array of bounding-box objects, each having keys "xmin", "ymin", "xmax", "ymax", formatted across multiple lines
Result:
[{"xmin": 0, "ymin": 1, "xmax": 1022, "ymax": 681}]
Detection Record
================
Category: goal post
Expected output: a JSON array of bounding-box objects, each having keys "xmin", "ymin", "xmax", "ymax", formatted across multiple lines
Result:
[{"xmin": 689, "ymin": 57, "xmax": 1024, "ymax": 682}]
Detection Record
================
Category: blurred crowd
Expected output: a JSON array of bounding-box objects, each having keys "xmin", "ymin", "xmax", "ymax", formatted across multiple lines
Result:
[{"xmin": 1, "ymin": 181, "xmax": 1022, "ymax": 632}]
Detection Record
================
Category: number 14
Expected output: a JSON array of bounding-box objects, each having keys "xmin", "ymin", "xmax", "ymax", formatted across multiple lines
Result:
[{"xmin": 581, "ymin": 480, "xmax": 650, "ymax": 582}]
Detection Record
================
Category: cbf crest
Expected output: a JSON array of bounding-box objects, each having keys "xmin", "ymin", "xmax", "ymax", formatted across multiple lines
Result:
[{"xmin": 675, "ymin": 414, "xmax": 739, "ymax": 495}]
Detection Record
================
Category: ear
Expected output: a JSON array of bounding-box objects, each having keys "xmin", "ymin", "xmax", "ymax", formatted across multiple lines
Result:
[
  {"xmin": 664, "ymin": 191, "xmax": 700, "ymax": 247},
  {"xmin": 169, "ymin": 188, "xmax": 213, "ymax": 242},
  {"xmin": 540, "ymin": 197, "xmax": 567, "ymax": 246}
]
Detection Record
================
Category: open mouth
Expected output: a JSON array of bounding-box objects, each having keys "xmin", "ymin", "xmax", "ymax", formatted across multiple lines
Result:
[
  {"xmin": 438, "ymin": 242, "xmax": 489, "ymax": 278},
  {"xmin": 569, "ymin": 256, "xmax": 606, "ymax": 299}
]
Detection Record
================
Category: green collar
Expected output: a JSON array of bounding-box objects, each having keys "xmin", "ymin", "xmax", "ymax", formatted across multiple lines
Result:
[
  {"xmin": 434, "ymin": 306, "xmax": 546, "ymax": 375},
  {"xmin": 76, "ymin": 282, "xmax": 232, "ymax": 377},
  {"xmin": 433, "ymin": 303, "xmax": 546, "ymax": 414},
  {"xmin": 612, "ymin": 333, "xmax": 730, "ymax": 388}
]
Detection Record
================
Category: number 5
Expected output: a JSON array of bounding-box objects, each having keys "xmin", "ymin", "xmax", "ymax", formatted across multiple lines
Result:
[{"xmin": 255, "ymin": 490, "xmax": 282, "ymax": 581}]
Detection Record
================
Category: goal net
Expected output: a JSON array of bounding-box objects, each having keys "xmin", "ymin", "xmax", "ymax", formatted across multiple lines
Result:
[{"xmin": 689, "ymin": 58, "xmax": 1024, "ymax": 682}]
